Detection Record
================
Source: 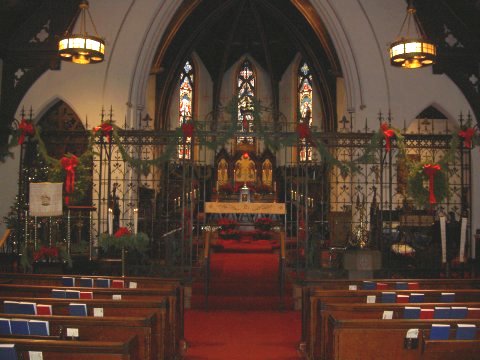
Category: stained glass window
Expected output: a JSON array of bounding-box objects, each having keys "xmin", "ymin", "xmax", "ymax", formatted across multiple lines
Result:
[
  {"xmin": 237, "ymin": 59, "xmax": 255, "ymax": 144},
  {"xmin": 298, "ymin": 61, "xmax": 313, "ymax": 161},
  {"xmin": 178, "ymin": 60, "xmax": 194, "ymax": 159}
]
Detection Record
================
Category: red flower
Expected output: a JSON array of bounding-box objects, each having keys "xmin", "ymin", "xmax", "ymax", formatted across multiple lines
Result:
[
  {"xmin": 93, "ymin": 122, "xmax": 113, "ymax": 143},
  {"xmin": 114, "ymin": 227, "xmax": 131, "ymax": 238},
  {"xmin": 33, "ymin": 246, "xmax": 59, "ymax": 262},
  {"xmin": 18, "ymin": 117, "xmax": 35, "ymax": 145},
  {"xmin": 217, "ymin": 218, "xmax": 238, "ymax": 229}
]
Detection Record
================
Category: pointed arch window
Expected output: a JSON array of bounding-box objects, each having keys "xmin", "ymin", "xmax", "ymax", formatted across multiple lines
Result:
[
  {"xmin": 178, "ymin": 60, "xmax": 194, "ymax": 159},
  {"xmin": 298, "ymin": 61, "xmax": 313, "ymax": 161},
  {"xmin": 237, "ymin": 59, "xmax": 255, "ymax": 145}
]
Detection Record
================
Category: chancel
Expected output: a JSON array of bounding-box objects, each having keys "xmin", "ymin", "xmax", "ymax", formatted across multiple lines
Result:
[{"xmin": 0, "ymin": 1, "xmax": 480, "ymax": 359}]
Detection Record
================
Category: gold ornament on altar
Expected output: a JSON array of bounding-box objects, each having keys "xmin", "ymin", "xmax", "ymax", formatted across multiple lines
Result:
[{"xmin": 349, "ymin": 194, "xmax": 370, "ymax": 249}]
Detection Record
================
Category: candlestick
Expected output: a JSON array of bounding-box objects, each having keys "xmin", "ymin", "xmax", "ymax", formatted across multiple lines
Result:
[
  {"xmin": 108, "ymin": 208, "xmax": 113, "ymax": 235},
  {"xmin": 133, "ymin": 208, "xmax": 138, "ymax": 235},
  {"xmin": 273, "ymin": 182, "xmax": 276, "ymax": 192}
]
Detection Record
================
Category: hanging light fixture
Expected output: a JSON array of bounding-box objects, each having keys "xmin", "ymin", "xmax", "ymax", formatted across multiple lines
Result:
[
  {"xmin": 388, "ymin": 1, "xmax": 436, "ymax": 69},
  {"xmin": 58, "ymin": 0, "xmax": 105, "ymax": 65}
]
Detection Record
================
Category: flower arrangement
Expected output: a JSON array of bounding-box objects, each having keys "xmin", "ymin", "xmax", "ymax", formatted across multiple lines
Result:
[
  {"xmin": 20, "ymin": 243, "xmax": 73, "ymax": 272},
  {"xmin": 98, "ymin": 228, "xmax": 150, "ymax": 256},
  {"xmin": 254, "ymin": 217, "xmax": 274, "ymax": 231},
  {"xmin": 33, "ymin": 246, "xmax": 59, "ymax": 262},
  {"xmin": 217, "ymin": 217, "xmax": 238, "ymax": 230}
]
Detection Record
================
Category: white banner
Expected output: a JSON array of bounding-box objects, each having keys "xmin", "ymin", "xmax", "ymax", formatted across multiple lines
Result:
[{"xmin": 29, "ymin": 182, "xmax": 63, "ymax": 217}]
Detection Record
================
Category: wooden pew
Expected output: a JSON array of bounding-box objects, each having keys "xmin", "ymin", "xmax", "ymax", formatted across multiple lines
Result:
[
  {"xmin": 299, "ymin": 278, "xmax": 480, "ymax": 345},
  {"xmin": 0, "ymin": 272, "xmax": 185, "ymax": 352},
  {"xmin": 326, "ymin": 317, "xmax": 480, "ymax": 360},
  {"xmin": 0, "ymin": 283, "xmax": 181, "ymax": 357},
  {"xmin": 0, "ymin": 313, "xmax": 155, "ymax": 360},
  {"xmin": 0, "ymin": 296, "xmax": 168, "ymax": 360},
  {"xmin": 422, "ymin": 338, "xmax": 480, "ymax": 360},
  {"xmin": 0, "ymin": 336, "xmax": 138, "ymax": 359},
  {"xmin": 306, "ymin": 289, "xmax": 480, "ymax": 359},
  {"xmin": 317, "ymin": 302, "xmax": 480, "ymax": 360}
]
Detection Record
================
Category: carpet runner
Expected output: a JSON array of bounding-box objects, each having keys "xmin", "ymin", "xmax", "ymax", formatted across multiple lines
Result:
[
  {"xmin": 191, "ymin": 249, "xmax": 293, "ymax": 310},
  {"xmin": 185, "ymin": 240, "xmax": 300, "ymax": 358}
]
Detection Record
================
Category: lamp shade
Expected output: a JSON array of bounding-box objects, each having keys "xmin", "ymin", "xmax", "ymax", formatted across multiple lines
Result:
[
  {"xmin": 388, "ymin": 2, "xmax": 436, "ymax": 69},
  {"xmin": 29, "ymin": 182, "xmax": 63, "ymax": 217}
]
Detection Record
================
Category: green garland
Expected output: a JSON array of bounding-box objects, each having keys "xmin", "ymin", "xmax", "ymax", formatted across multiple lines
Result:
[
  {"xmin": 1, "ymin": 102, "xmax": 473, "ymax": 210},
  {"xmin": 98, "ymin": 232, "xmax": 150, "ymax": 254}
]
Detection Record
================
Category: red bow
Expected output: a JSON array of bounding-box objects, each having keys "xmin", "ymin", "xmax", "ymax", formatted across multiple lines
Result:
[
  {"xmin": 181, "ymin": 122, "xmax": 194, "ymax": 138},
  {"xmin": 458, "ymin": 128, "xmax": 476, "ymax": 149},
  {"xmin": 423, "ymin": 164, "xmax": 441, "ymax": 204},
  {"xmin": 381, "ymin": 123, "xmax": 395, "ymax": 152},
  {"xmin": 93, "ymin": 123, "xmax": 113, "ymax": 143},
  {"xmin": 61, "ymin": 155, "xmax": 79, "ymax": 204},
  {"xmin": 297, "ymin": 122, "xmax": 311, "ymax": 142},
  {"xmin": 18, "ymin": 118, "xmax": 35, "ymax": 145},
  {"xmin": 114, "ymin": 227, "xmax": 131, "ymax": 238}
]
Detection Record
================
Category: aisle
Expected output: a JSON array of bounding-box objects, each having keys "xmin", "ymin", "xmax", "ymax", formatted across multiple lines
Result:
[
  {"xmin": 184, "ymin": 310, "xmax": 301, "ymax": 360},
  {"xmin": 185, "ymin": 248, "xmax": 301, "ymax": 359}
]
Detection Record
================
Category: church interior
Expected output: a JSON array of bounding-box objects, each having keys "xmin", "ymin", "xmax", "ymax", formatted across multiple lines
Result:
[{"xmin": 1, "ymin": 0, "xmax": 480, "ymax": 359}]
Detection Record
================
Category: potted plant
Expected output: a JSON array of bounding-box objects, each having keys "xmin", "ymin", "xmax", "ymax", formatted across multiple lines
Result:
[
  {"xmin": 254, "ymin": 217, "xmax": 274, "ymax": 231},
  {"xmin": 20, "ymin": 242, "xmax": 73, "ymax": 273}
]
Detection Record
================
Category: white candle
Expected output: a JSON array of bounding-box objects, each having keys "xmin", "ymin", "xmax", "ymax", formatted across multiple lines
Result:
[
  {"xmin": 108, "ymin": 208, "xmax": 113, "ymax": 235},
  {"xmin": 133, "ymin": 208, "xmax": 138, "ymax": 235},
  {"xmin": 440, "ymin": 216, "xmax": 446, "ymax": 263},
  {"xmin": 460, "ymin": 217, "xmax": 467, "ymax": 262}
]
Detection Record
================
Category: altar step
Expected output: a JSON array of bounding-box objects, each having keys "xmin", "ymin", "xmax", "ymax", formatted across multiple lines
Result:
[{"xmin": 213, "ymin": 239, "xmax": 280, "ymax": 253}]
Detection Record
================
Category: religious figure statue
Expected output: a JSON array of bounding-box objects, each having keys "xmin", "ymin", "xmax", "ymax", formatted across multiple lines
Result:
[
  {"xmin": 234, "ymin": 153, "xmax": 256, "ymax": 183},
  {"xmin": 262, "ymin": 159, "xmax": 273, "ymax": 186},
  {"xmin": 217, "ymin": 158, "xmax": 229, "ymax": 185}
]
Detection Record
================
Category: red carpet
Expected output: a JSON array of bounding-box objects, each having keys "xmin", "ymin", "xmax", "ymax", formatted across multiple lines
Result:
[
  {"xmin": 186, "ymin": 246, "xmax": 300, "ymax": 358},
  {"xmin": 191, "ymin": 252, "xmax": 293, "ymax": 310},
  {"xmin": 184, "ymin": 310, "xmax": 301, "ymax": 360}
]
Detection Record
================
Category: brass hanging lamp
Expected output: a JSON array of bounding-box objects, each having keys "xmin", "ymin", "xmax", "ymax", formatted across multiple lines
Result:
[
  {"xmin": 58, "ymin": 0, "xmax": 105, "ymax": 65},
  {"xmin": 389, "ymin": 1, "xmax": 436, "ymax": 69}
]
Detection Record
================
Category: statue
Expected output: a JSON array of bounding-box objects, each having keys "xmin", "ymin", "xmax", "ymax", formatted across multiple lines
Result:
[
  {"xmin": 217, "ymin": 158, "xmax": 229, "ymax": 185},
  {"xmin": 262, "ymin": 159, "xmax": 273, "ymax": 186},
  {"xmin": 234, "ymin": 152, "xmax": 256, "ymax": 183}
]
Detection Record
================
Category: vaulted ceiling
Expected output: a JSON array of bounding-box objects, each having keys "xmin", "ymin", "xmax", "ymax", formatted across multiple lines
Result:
[
  {"xmin": 1, "ymin": 0, "xmax": 480, "ymax": 148},
  {"xmin": 153, "ymin": 0, "xmax": 341, "ymax": 130}
]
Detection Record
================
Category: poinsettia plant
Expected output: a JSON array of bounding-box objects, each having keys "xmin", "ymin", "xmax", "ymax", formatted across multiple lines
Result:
[
  {"xmin": 254, "ymin": 217, "xmax": 274, "ymax": 231},
  {"xmin": 217, "ymin": 217, "xmax": 238, "ymax": 230},
  {"xmin": 20, "ymin": 243, "xmax": 72, "ymax": 272}
]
